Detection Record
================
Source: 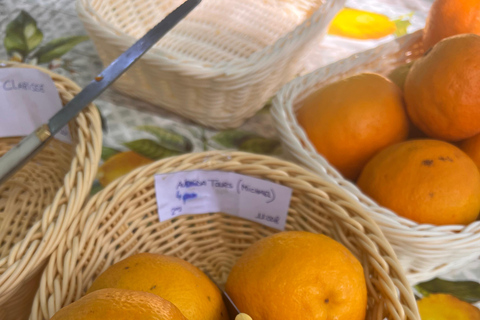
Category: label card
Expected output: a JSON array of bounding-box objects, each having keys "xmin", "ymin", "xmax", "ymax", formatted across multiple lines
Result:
[
  {"xmin": 154, "ymin": 170, "xmax": 293, "ymax": 230},
  {"xmin": 0, "ymin": 68, "xmax": 70, "ymax": 143}
]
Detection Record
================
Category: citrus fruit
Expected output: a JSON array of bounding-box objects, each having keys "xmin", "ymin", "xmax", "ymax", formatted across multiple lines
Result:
[
  {"xmin": 328, "ymin": 8, "xmax": 396, "ymax": 40},
  {"xmin": 87, "ymin": 253, "xmax": 228, "ymax": 320},
  {"xmin": 405, "ymin": 34, "xmax": 480, "ymax": 141},
  {"xmin": 50, "ymin": 288, "xmax": 187, "ymax": 320},
  {"xmin": 296, "ymin": 72, "xmax": 409, "ymax": 180},
  {"xmin": 357, "ymin": 139, "xmax": 480, "ymax": 225},
  {"xmin": 417, "ymin": 293, "xmax": 480, "ymax": 320},
  {"xmin": 96, "ymin": 151, "xmax": 153, "ymax": 187},
  {"xmin": 423, "ymin": 0, "xmax": 480, "ymax": 51},
  {"xmin": 225, "ymin": 231, "xmax": 367, "ymax": 320},
  {"xmin": 460, "ymin": 133, "xmax": 480, "ymax": 170}
]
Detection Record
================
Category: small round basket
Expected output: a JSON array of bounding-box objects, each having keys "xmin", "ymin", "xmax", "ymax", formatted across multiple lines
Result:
[
  {"xmin": 271, "ymin": 30, "xmax": 480, "ymax": 284},
  {"xmin": 76, "ymin": 0, "xmax": 345, "ymax": 129},
  {"xmin": 30, "ymin": 151, "xmax": 419, "ymax": 320},
  {"xmin": 0, "ymin": 62, "xmax": 102, "ymax": 320}
]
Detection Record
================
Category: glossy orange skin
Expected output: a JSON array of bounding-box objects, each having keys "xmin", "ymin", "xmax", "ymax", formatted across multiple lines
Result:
[
  {"xmin": 225, "ymin": 231, "xmax": 367, "ymax": 320},
  {"xmin": 51, "ymin": 288, "xmax": 188, "ymax": 320},
  {"xmin": 423, "ymin": 0, "xmax": 480, "ymax": 51},
  {"xmin": 460, "ymin": 133, "xmax": 480, "ymax": 171},
  {"xmin": 405, "ymin": 34, "xmax": 480, "ymax": 141},
  {"xmin": 358, "ymin": 139, "xmax": 480, "ymax": 225},
  {"xmin": 297, "ymin": 73, "xmax": 409, "ymax": 181}
]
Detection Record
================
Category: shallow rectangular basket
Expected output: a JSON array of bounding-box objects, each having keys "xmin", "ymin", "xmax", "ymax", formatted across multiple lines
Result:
[
  {"xmin": 271, "ymin": 29, "xmax": 480, "ymax": 285},
  {"xmin": 30, "ymin": 151, "xmax": 419, "ymax": 320},
  {"xmin": 0, "ymin": 62, "xmax": 102, "ymax": 320},
  {"xmin": 76, "ymin": 0, "xmax": 345, "ymax": 129}
]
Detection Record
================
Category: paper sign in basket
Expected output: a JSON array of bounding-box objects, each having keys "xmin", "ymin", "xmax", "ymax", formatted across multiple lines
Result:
[
  {"xmin": 155, "ymin": 170, "xmax": 292, "ymax": 230},
  {"xmin": 0, "ymin": 68, "xmax": 70, "ymax": 143}
]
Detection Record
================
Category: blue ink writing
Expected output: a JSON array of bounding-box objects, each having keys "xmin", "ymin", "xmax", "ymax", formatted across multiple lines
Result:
[
  {"xmin": 255, "ymin": 212, "xmax": 280, "ymax": 224},
  {"xmin": 182, "ymin": 192, "xmax": 197, "ymax": 204},
  {"xmin": 241, "ymin": 184, "xmax": 271, "ymax": 198},
  {"xmin": 208, "ymin": 179, "xmax": 233, "ymax": 189},
  {"xmin": 177, "ymin": 179, "xmax": 206, "ymax": 189},
  {"xmin": 2, "ymin": 79, "xmax": 44, "ymax": 93},
  {"xmin": 171, "ymin": 207, "xmax": 182, "ymax": 216}
]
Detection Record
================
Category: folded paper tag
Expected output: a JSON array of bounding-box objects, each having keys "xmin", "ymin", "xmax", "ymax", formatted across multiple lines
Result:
[
  {"xmin": 154, "ymin": 170, "xmax": 292, "ymax": 230},
  {"xmin": 0, "ymin": 68, "xmax": 70, "ymax": 143}
]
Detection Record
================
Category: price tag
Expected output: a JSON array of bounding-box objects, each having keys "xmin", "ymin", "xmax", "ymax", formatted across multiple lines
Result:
[
  {"xmin": 0, "ymin": 68, "xmax": 70, "ymax": 143},
  {"xmin": 154, "ymin": 170, "xmax": 292, "ymax": 230}
]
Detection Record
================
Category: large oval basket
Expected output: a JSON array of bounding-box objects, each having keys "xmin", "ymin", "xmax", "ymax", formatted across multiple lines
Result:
[
  {"xmin": 0, "ymin": 62, "xmax": 102, "ymax": 320},
  {"xmin": 270, "ymin": 30, "xmax": 480, "ymax": 284},
  {"xmin": 76, "ymin": 0, "xmax": 345, "ymax": 129},
  {"xmin": 30, "ymin": 151, "xmax": 419, "ymax": 320}
]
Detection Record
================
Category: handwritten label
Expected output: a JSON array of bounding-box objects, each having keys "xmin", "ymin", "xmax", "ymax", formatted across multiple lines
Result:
[
  {"xmin": 0, "ymin": 68, "xmax": 70, "ymax": 143},
  {"xmin": 154, "ymin": 170, "xmax": 292, "ymax": 230}
]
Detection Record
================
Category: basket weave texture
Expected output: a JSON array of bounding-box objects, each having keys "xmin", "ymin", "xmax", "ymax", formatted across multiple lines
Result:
[
  {"xmin": 76, "ymin": 0, "xmax": 345, "ymax": 129},
  {"xmin": 270, "ymin": 30, "xmax": 480, "ymax": 284},
  {"xmin": 30, "ymin": 151, "xmax": 419, "ymax": 320},
  {"xmin": 0, "ymin": 62, "xmax": 102, "ymax": 320}
]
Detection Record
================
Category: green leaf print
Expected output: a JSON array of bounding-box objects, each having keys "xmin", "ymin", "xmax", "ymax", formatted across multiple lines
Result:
[
  {"xmin": 211, "ymin": 130, "xmax": 257, "ymax": 148},
  {"xmin": 101, "ymin": 146, "xmax": 120, "ymax": 161},
  {"xmin": 135, "ymin": 125, "xmax": 193, "ymax": 153},
  {"xmin": 32, "ymin": 35, "xmax": 89, "ymax": 63},
  {"xmin": 4, "ymin": 10, "xmax": 43, "ymax": 57},
  {"xmin": 416, "ymin": 278, "xmax": 480, "ymax": 303},
  {"xmin": 124, "ymin": 139, "xmax": 181, "ymax": 160},
  {"xmin": 393, "ymin": 12, "xmax": 414, "ymax": 38},
  {"xmin": 239, "ymin": 137, "xmax": 281, "ymax": 155}
]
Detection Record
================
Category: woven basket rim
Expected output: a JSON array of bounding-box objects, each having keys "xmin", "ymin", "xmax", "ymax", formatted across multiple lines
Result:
[
  {"xmin": 76, "ymin": 0, "xmax": 343, "ymax": 77},
  {"xmin": 0, "ymin": 61, "xmax": 102, "ymax": 301},
  {"xmin": 30, "ymin": 150, "xmax": 420, "ymax": 320}
]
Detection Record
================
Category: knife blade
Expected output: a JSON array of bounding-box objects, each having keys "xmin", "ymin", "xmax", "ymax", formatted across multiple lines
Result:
[
  {"xmin": 0, "ymin": 0, "xmax": 202, "ymax": 185},
  {"xmin": 204, "ymin": 272, "xmax": 252, "ymax": 320}
]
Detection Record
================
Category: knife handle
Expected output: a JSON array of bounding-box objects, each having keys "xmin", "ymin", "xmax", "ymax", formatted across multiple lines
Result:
[
  {"xmin": 0, "ymin": 124, "xmax": 52, "ymax": 184},
  {"xmin": 235, "ymin": 314, "xmax": 252, "ymax": 320}
]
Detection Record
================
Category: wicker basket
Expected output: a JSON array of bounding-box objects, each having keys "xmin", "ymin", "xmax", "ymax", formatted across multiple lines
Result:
[
  {"xmin": 76, "ymin": 0, "xmax": 345, "ymax": 129},
  {"xmin": 270, "ymin": 29, "xmax": 480, "ymax": 285},
  {"xmin": 30, "ymin": 151, "xmax": 419, "ymax": 320},
  {"xmin": 0, "ymin": 62, "xmax": 102, "ymax": 320}
]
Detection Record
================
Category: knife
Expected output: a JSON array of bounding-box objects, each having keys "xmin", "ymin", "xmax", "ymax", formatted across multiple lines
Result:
[
  {"xmin": 0, "ymin": 0, "xmax": 202, "ymax": 185},
  {"xmin": 205, "ymin": 272, "xmax": 252, "ymax": 320}
]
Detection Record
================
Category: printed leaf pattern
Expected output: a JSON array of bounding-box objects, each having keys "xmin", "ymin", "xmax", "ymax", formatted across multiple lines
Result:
[
  {"xmin": 101, "ymin": 146, "xmax": 120, "ymax": 161},
  {"xmin": 32, "ymin": 35, "xmax": 88, "ymax": 63},
  {"xmin": 136, "ymin": 125, "xmax": 193, "ymax": 153},
  {"xmin": 213, "ymin": 130, "xmax": 281, "ymax": 155},
  {"xmin": 393, "ymin": 12, "xmax": 414, "ymax": 38},
  {"xmin": 416, "ymin": 278, "xmax": 480, "ymax": 303},
  {"xmin": 124, "ymin": 139, "xmax": 181, "ymax": 160},
  {"xmin": 4, "ymin": 10, "xmax": 43, "ymax": 57}
]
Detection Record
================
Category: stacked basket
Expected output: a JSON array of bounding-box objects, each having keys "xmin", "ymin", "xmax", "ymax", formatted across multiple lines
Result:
[
  {"xmin": 0, "ymin": 62, "xmax": 102, "ymax": 320},
  {"xmin": 76, "ymin": 0, "xmax": 345, "ymax": 129},
  {"xmin": 271, "ymin": 29, "xmax": 480, "ymax": 284},
  {"xmin": 30, "ymin": 151, "xmax": 419, "ymax": 320}
]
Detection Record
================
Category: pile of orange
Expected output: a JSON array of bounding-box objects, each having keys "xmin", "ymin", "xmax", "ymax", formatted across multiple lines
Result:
[
  {"xmin": 49, "ymin": 231, "xmax": 368, "ymax": 320},
  {"xmin": 297, "ymin": 0, "xmax": 480, "ymax": 226}
]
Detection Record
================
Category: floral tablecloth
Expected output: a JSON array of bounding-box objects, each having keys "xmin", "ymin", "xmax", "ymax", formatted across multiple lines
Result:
[{"xmin": 2, "ymin": 0, "xmax": 480, "ymax": 311}]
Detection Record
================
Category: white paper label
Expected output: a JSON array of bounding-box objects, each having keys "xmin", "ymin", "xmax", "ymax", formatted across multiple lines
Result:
[
  {"xmin": 154, "ymin": 170, "xmax": 292, "ymax": 230},
  {"xmin": 0, "ymin": 68, "xmax": 70, "ymax": 143}
]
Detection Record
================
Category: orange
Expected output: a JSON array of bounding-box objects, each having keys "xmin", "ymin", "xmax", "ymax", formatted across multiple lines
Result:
[
  {"xmin": 357, "ymin": 139, "xmax": 480, "ymax": 225},
  {"xmin": 87, "ymin": 253, "xmax": 228, "ymax": 320},
  {"xmin": 51, "ymin": 288, "xmax": 187, "ymax": 320},
  {"xmin": 423, "ymin": 0, "xmax": 480, "ymax": 51},
  {"xmin": 461, "ymin": 133, "xmax": 480, "ymax": 170},
  {"xmin": 460, "ymin": 134, "xmax": 480, "ymax": 169},
  {"xmin": 417, "ymin": 293, "xmax": 480, "ymax": 320},
  {"xmin": 387, "ymin": 61, "xmax": 414, "ymax": 92},
  {"xmin": 96, "ymin": 151, "xmax": 153, "ymax": 187},
  {"xmin": 405, "ymin": 34, "xmax": 480, "ymax": 141},
  {"xmin": 328, "ymin": 8, "xmax": 396, "ymax": 40},
  {"xmin": 296, "ymin": 72, "xmax": 409, "ymax": 180},
  {"xmin": 225, "ymin": 231, "xmax": 367, "ymax": 320}
]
